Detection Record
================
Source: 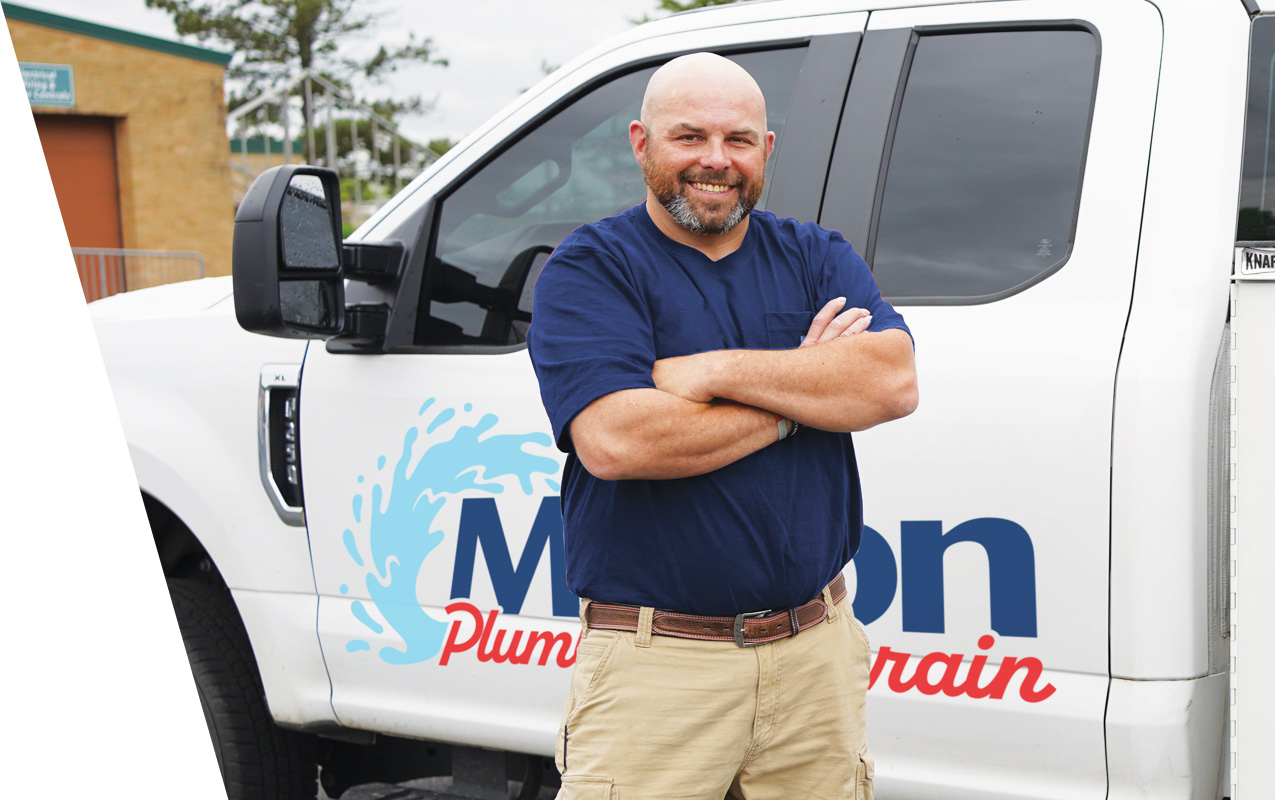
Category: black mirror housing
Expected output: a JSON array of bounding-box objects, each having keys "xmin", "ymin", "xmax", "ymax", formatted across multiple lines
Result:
[{"xmin": 233, "ymin": 165, "xmax": 345, "ymax": 338}]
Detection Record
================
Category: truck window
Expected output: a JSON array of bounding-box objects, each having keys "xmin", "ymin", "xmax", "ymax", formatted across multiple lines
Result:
[
  {"xmin": 420, "ymin": 47, "xmax": 808, "ymax": 347},
  {"xmin": 870, "ymin": 29, "xmax": 1098, "ymax": 303},
  {"xmin": 1238, "ymin": 15, "xmax": 1275, "ymax": 242}
]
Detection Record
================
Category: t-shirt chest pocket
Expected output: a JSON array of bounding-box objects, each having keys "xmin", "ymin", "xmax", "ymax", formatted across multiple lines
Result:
[{"xmin": 765, "ymin": 311, "xmax": 812, "ymax": 350}]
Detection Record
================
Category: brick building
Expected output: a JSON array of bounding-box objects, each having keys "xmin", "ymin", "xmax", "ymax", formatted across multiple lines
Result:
[{"xmin": 4, "ymin": 2, "xmax": 234, "ymax": 299}]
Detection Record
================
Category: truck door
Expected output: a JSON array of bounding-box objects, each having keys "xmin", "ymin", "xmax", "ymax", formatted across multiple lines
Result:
[
  {"xmin": 816, "ymin": 1, "xmax": 1161, "ymax": 797},
  {"xmin": 296, "ymin": 21, "xmax": 867, "ymax": 752}
]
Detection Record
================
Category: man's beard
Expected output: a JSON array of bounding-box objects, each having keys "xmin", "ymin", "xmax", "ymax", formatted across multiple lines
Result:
[{"xmin": 643, "ymin": 157, "xmax": 764, "ymax": 236}]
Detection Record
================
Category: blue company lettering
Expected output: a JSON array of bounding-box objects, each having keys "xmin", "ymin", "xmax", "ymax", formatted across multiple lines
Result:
[
  {"xmin": 450, "ymin": 504, "xmax": 1037, "ymax": 638},
  {"xmin": 450, "ymin": 496, "xmax": 577, "ymax": 617},
  {"xmin": 853, "ymin": 519, "xmax": 1037, "ymax": 637}
]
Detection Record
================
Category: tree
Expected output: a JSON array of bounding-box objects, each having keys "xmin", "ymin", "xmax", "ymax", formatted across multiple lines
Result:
[
  {"xmin": 633, "ymin": 0, "xmax": 749, "ymax": 25},
  {"xmin": 655, "ymin": 0, "xmax": 750, "ymax": 11},
  {"xmin": 145, "ymin": 0, "xmax": 447, "ymax": 128},
  {"xmin": 427, "ymin": 138, "xmax": 455, "ymax": 157}
]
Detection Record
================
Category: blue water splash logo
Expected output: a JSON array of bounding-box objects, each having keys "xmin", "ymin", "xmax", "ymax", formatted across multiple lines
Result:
[{"xmin": 341, "ymin": 399, "xmax": 560, "ymax": 664}]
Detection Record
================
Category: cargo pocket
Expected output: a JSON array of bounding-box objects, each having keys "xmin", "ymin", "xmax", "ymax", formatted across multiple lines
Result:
[
  {"xmin": 765, "ymin": 311, "xmax": 811, "ymax": 349},
  {"xmin": 854, "ymin": 748, "xmax": 875, "ymax": 800},
  {"xmin": 558, "ymin": 775, "xmax": 616, "ymax": 799}
]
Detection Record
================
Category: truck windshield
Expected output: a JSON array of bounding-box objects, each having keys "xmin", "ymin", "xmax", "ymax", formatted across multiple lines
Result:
[{"xmin": 1238, "ymin": 15, "xmax": 1275, "ymax": 241}]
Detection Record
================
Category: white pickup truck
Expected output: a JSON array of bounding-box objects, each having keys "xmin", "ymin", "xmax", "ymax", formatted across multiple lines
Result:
[{"xmin": 90, "ymin": 0, "xmax": 1275, "ymax": 797}]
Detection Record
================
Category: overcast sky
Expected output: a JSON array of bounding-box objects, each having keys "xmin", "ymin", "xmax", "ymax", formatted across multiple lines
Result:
[{"xmin": 10, "ymin": 0, "xmax": 659, "ymax": 143}]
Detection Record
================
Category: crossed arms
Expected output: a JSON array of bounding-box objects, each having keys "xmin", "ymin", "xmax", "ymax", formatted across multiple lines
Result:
[{"xmin": 570, "ymin": 298, "xmax": 919, "ymax": 481}]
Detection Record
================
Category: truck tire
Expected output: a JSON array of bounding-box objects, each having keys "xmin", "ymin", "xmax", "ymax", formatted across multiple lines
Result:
[{"xmin": 168, "ymin": 578, "xmax": 317, "ymax": 799}]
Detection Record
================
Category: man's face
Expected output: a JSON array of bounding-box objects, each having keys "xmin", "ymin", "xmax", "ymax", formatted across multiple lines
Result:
[{"xmin": 638, "ymin": 90, "xmax": 773, "ymax": 236}]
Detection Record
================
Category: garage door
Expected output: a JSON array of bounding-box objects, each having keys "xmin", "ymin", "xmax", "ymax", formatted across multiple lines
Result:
[{"xmin": 33, "ymin": 114, "xmax": 123, "ymax": 300}]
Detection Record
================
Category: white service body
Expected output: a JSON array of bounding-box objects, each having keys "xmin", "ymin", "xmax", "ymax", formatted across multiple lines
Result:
[{"xmin": 90, "ymin": 0, "xmax": 1273, "ymax": 796}]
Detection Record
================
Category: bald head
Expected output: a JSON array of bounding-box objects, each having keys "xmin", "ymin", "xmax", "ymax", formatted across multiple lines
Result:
[
  {"xmin": 639, "ymin": 52, "xmax": 768, "ymax": 132},
  {"xmin": 629, "ymin": 52, "xmax": 774, "ymax": 242}
]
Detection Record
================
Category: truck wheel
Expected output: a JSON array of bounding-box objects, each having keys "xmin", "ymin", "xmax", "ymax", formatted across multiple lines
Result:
[{"xmin": 168, "ymin": 579, "xmax": 317, "ymax": 799}]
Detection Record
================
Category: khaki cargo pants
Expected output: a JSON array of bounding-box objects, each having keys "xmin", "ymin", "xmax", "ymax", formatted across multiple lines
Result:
[{"xmin": 555, "ymin": 587, "xmax": 875, "ymax": 799}]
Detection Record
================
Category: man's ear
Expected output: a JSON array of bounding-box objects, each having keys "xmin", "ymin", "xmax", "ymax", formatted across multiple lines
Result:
[
  {"xmin": 766, "ymin": 130, "xmax": 776, "ymax": 159},
  {"xmin": 630, "ymin": 120, "xmax": 647, "ymax": 165}
]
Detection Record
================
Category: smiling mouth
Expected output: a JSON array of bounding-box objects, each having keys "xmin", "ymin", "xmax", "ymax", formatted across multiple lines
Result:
[{"xmin": 688, "ymin": 181, "xmax": 733, "ymax": 195}]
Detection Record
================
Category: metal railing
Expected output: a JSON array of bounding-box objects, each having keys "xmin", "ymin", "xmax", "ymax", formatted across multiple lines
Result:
[
  {"xmin": 227, "ymin": 69, "xmax": 439, "ymax": 226},
  {"xmin": 72, "ymin": 248, "xmax": 205, "ymax": 302}
]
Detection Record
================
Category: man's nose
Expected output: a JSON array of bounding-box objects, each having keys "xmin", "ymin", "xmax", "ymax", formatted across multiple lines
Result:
[{"xmin": 699, "ymin": 137, "xmax": 731, "ymax": 171}]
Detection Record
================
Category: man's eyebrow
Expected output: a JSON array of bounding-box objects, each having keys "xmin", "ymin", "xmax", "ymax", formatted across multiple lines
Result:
[
  {"xmin": 665, "ymin": 122, "xmax": 760, "ymax": 139},
  {"xmin": 666, "ymin": 123, "xmax": 706, "ymax": 135}
]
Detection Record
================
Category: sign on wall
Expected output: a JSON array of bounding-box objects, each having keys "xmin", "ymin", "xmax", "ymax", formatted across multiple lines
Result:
[{"xmin": 19, "ymin": 62, "xmax": 74, "ymax": 108}]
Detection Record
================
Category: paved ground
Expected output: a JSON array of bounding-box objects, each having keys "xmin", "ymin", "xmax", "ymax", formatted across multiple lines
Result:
[
  {"xmin": 321, "ymin": 775, "xmax": 559, "ymax": 800},
  {"xmin": 401, "ymin": 777, "xmax": 558, "ymax": 799}
]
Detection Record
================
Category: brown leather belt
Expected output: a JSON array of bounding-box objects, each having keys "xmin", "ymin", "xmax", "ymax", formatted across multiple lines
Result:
[{"xmin": 584, "ymin": 574, "xmax": 847, "ymax": 648}]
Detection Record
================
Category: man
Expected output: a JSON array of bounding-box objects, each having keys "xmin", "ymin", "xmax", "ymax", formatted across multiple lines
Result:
[{"xmin": 527, "ymin": 52, "xmax": 917, "ymax": 799}]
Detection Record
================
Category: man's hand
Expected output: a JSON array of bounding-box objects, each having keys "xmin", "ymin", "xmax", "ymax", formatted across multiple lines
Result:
[
  {"xmin": 802, "ymin": 297, "xmax": 872, "ymax": 347},
  {"xmin": 652, "ymin": 352, "xmax": 717, "ymax": 403},
  {"xmin": 652, "ymin": 297, "xmax": 873, "ymax": 403}
]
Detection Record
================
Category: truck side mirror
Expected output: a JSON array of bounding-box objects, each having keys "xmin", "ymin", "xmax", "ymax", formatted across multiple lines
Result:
[{"xmin": 233, "ymin": 165, "xmax": 345, "ymax": 338}]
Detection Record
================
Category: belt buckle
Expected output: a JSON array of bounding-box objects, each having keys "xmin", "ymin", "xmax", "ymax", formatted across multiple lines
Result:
[{"xmin": 733, "ymin": 609, "xmax": 774, "ymax": 648}]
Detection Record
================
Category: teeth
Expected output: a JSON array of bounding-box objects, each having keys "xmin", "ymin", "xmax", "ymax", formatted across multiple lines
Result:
[{"xmin": 690, "ymin": 182, "xmax": 731, "ymax": 194}]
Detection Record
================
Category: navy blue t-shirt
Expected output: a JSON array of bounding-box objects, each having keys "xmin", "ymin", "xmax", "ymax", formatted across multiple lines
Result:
[{"xmin": 527, "ymin": 204, "xmax": 910, "ymax": 615}]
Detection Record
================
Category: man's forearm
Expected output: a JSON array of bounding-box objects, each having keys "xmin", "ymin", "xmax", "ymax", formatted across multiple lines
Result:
[
  {"xmin": 570, "ymin": 388, "xmax": 782, "ymax": 481},
  {"xmin": 674, "ymin": 329, "xmax": 919, "ymax": 432}
]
